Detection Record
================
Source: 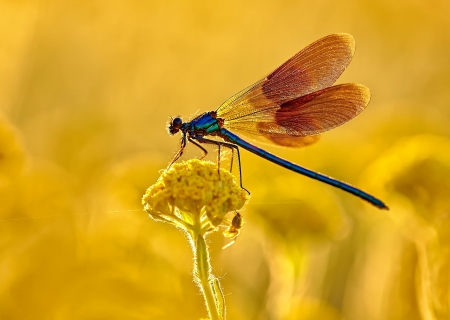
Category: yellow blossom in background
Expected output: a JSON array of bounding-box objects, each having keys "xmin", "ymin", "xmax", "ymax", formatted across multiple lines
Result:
[
  {"xmin": 0, "ymin": 114, "xmax": 27, "ymax": 186},
  {"xmin": 364, "ymin": 134, "xmax": 450, "ymax": 319}
]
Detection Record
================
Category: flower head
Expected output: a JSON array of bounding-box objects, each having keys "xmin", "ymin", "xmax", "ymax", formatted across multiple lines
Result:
[{"xmin": 142, "ymin": 159, "xmax": 249, "ymax": 234}]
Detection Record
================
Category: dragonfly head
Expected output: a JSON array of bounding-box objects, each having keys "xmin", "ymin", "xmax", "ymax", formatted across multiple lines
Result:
[{"xmin": 168, "ymin": 117, "xmax": 183, "ymax": 135}]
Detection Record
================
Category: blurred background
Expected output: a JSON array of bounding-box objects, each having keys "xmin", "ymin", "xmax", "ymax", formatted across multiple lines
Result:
[{"xmin": 1, "ymin": 0, "xmax": 449, "ymax": 319}]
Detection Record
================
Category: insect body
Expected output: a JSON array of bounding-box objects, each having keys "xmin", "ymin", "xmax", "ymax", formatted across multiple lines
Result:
[{"xmin": 168, "ymin": 34, "xmax": 388, "ymax": 210}]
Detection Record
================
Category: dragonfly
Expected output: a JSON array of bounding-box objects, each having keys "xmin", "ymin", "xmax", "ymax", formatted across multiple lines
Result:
[{"xmin": 167, "ymin": 33, "xmax": 388, "ymax": 210}]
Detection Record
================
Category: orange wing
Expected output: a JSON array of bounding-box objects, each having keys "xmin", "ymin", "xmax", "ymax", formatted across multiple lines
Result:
[
  {"xmin": 215, "ymin": 34, "xmax": 369, "ymax": 147},
  {"xmin": 224, "ymin": 83, "xmax": 370, "ymax": 147}
]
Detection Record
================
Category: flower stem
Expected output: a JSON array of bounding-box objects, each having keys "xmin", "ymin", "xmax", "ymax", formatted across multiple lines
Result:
[{"xmin": 192, "ymin": 232, "xmax": 223, "ymax": 320}]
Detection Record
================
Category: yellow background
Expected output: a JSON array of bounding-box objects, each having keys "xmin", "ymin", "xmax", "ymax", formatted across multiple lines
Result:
[{"xmin": 1, "ymin": 0, "xmax": 449, "ymax": 319}]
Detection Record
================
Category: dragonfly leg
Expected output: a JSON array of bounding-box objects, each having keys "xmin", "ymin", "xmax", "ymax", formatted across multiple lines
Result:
[
  {"xmin": 188, "ymin": 137, "xmax": 223, "ymax": 176},
  {"xmin": 190, "ymin": 136, "xmax": 222, "ymax": 176},
  {"xmin": 194, "ymin": 136, "xmax": 250, "ymax": 195},
  {"xmin": 218, "ymin": 143, "xmax": 236, "ymax": 175},
  {"xmin": 188, "ymin": 137, "xmax": 208, "ymax": 160},
  {"xmin": 229, "ymin": 147, "xmax": 234, "ymax": 173},
  {"xmin": 217, "ymin": 144, "xmax": 221, "ymax": 177},
  {"xmin": 167, "ymin": 135, "xmax": 187, "ymax": 169},
  {"xmin": 218, "ymin": 144, "xmax": 235, "ymax": 173},
  {"xmin": 167, "ymin": 148, "xmax": 183, "ymax": 169}
]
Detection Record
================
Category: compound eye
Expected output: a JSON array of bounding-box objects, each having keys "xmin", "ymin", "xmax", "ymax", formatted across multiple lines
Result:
[
  {"xmin": 168, "ymin": 117, "xmax": 183, "ymax": 135},
  {"xmin": 172, "ymin": 117, "xmax": 183, "ymax": 130}
]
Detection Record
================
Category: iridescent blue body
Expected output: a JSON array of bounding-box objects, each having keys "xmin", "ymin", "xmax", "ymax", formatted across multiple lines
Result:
[{"xmin": 184, "ymin": 112, "xmax": 222, "ymax": 135}]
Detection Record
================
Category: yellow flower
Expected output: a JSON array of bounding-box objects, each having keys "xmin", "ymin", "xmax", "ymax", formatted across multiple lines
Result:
[
  {"xmin": 142, "ymin": 159, "xmax": 249, "ymax": 320},
  {"xmin": 142, "ymin": 159, "xmax": 249, "ymax": 233}
]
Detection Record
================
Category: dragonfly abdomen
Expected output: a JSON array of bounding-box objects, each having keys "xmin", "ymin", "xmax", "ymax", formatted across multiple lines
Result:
[{"xmin": 218, "ymin": 128, "xmax": 388, "ymax": 209}]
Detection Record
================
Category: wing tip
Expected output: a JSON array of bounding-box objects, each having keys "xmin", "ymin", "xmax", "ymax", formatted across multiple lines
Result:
[
  {"xmin": 338, "ymin": 83, "xmax": 372, "ymax": 109},
  {"xmin": 336, "ymin": 33, "xmax": 356, "ymax": 56},
  {"xmin": 321, "ymin": 33, "xmax": 356, "ymax": 57},
  {"xmin": 356, "ymin": 83, "xmax": 372, "ymax": 107}
]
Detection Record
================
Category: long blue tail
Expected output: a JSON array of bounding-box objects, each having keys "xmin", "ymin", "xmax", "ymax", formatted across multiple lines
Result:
[{"xmin": 219, "ymin": 128, "xmax": 388, "ymax": 210}]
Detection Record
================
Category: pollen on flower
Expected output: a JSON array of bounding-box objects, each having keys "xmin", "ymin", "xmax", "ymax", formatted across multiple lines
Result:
[{"xmin": 142, "ymin": 159, "xmax": 249, "ymax": 232}]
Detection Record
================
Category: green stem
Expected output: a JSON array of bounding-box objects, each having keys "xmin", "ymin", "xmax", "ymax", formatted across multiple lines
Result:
[{"xmin": 192, "ymin": 232, "xmax": 222, "ymax": 320}]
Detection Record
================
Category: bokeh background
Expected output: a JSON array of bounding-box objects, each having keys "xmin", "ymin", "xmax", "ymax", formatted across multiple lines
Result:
[{"xmin": 1, "ymin": 0, "xmax": 449, "ymax": 319}]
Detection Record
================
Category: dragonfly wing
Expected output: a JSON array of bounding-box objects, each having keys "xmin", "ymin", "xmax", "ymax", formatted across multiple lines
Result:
[
  {"xmin": 223, "ymin": 83, "xmax": 371, "ymax": 147},
  {"xmin": 217, "ymin": 33, "xmax": 356, "ymax": 121}
]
